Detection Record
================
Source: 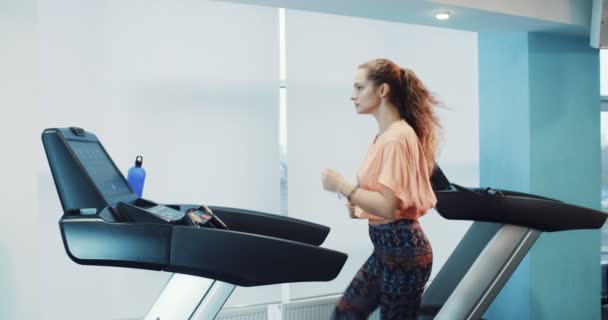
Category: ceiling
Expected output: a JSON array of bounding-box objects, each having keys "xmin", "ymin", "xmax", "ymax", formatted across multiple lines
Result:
[{"xmin": 217, "ymin": 0, "xmax": 592, "ymax": 37}]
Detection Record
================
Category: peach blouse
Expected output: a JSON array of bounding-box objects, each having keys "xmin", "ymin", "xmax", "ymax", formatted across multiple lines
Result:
[{"xmin": 354, "ymin": 120, "xmax": 437, "ymax": 220}]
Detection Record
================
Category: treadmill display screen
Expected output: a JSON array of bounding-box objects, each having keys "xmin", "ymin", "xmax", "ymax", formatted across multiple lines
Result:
[{"xmin": 70, "ymin": 140, "xmax": 132, "ymax": 199}]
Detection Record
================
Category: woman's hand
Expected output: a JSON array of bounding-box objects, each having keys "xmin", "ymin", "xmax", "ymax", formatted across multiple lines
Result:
[{"xmin": 321, "ymin": 168, "xmax": 346, "ymax": 193}]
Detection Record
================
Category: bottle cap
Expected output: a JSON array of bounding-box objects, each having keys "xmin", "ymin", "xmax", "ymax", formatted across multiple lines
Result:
[{"xmin": 135, "ymin": 156, "xmax": 143, "ymax": 167}]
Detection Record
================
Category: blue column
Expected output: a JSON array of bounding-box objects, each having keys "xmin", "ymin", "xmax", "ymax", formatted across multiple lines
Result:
[
  {"xmin": 479, "ymin": 32, "xmax": 601, "ymax": 320},
  {"xmin": 479, "ymin": 32, "xmax": 532, "ymax": 320}
]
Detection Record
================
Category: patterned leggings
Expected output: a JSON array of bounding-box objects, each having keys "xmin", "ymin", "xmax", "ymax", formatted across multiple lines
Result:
[{"xmin": 332, "ymin": 219, "xmax": 433, "ymax": 320}]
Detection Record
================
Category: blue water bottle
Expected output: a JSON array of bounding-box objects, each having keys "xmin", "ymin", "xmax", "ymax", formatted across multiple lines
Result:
[{"xmin": 127, "ymin": 156, "xmax": 146, "ymax": 197}]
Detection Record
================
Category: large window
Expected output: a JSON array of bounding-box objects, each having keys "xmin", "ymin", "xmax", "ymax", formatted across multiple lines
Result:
[
  {"xmin": 602, "ymin": 50, "xmax": 607, "ymax": 97},
  {"xmin": 601, "ymin": 112, "xmax": 608, "ymax": 258},
  {"xmin": 279, "ymin": 8, "xmax": 288, "ymax": 217},
  {"xmin": 600, "ymin": 49, "xmax": 608, "ymax": 259}
]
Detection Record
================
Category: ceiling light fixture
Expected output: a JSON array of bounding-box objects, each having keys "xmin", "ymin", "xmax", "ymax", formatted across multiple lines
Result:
[{"xmin": 435, "ymin": 11, "xmax": 451, "ymax": 20}]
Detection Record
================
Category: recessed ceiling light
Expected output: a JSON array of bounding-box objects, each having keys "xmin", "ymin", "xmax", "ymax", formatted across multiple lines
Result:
[{"xmin": 435, "ymin": 11, "xmax": 451, "ymax": 20}]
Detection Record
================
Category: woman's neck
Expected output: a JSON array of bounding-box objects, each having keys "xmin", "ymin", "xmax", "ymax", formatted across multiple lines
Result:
[{"xmin": 373, "ymin": 102, "xmax": 402, "ymax": 134}]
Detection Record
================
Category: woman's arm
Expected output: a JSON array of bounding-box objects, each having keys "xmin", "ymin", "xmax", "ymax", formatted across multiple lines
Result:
[{"xmin": 338, "ymin": 180, "xmax": 398, "ymax": 220}]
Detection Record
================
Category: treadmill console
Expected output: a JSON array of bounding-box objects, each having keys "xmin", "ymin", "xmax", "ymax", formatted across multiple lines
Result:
[
  {"xmin": 43, "ymin": 127, "xmax": 192, "ymax": 225},
  {"xmin": 70, "ymin": 139, "xmax": 133, "ymax": 202}
]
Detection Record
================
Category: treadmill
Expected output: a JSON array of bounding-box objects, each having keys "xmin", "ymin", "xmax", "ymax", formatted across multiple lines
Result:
[
  {"xmin": 417, "ymin": 167, "xmax": 608, "ymax": 320},
  {"xmin": 41, "ymin": 127, "xmax": 347, "ymax": 320}
]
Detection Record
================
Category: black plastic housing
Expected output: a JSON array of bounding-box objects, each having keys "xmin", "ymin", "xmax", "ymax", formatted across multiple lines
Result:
[
  {"xmin": 430, "ymin": 166, "xmax": 607, "ymax": 232},
  {"xmin": 43, "ymin": 127, "xmax": 347, "ymax": 287},
  {"xmin": 59, "ymin": 206, "xmax": 347, "ymax": 286}
]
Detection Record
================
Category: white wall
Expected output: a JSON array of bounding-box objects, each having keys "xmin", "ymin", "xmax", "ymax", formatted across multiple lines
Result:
[
  {"xmin": 2, "ymin": 1, "xmax": 281, "ymax": 319},
  {"xmin": 285, "ymin": 9, "xmax": 479, "ymax": 299},
  {"xmin": 0, "ymin": 1, "xmax": 39, "ymax": 320}
]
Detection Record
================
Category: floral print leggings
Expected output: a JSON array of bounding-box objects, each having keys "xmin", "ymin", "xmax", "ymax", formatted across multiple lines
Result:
[{"xmin": 332, "ymin": 219, "xmax": 433, "ymax": 320}]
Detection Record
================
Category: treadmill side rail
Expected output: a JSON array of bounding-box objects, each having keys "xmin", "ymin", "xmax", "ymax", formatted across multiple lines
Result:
[
  {"xmin": 435, "ymin": 225, "xmax": 541, "ymax": 320},
  {"xmin": 421, "ymin": 221, "xmax": 501, "ymax": 308}
]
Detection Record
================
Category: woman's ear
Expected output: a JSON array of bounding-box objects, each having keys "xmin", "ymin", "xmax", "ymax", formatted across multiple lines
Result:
[{"xmin": 378, "ymin": 83, "xmax": 389, "ymax": 98}]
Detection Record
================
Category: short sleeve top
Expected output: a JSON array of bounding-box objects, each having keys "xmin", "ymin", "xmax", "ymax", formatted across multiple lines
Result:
[{"xmin": 354, "ymin": 120, "xmax": 437, "ymax": 220}]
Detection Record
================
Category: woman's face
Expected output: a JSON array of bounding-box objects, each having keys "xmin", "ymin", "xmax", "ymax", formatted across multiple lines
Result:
[{"xmin": 351, "ymin": 68, "xmax": 381, "ymax": 114}]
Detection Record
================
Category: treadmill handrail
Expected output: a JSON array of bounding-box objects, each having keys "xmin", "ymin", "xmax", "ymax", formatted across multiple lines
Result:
[
  {"xmin": 431, "ymin": 165, "xmax": 607, "ymax": 232},
  {"xmin": 435, "ymin": 189, "xmax": 606, "ymax": 232},
  {"xmin": 59, "ymin": 214, "xmax": 347, "ymax": 287},
  {"xmin": 159, "ymin": 204, "xmax": 331, "ymax": 246},
  {"xmin": 206, "ymin": 205, "xmax": 330, "ymax": 246}
]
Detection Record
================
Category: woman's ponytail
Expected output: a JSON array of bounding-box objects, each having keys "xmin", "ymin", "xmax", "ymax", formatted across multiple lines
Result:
[{"xmin": 399, "ymin": 67, "xmax": 441, "ymax": 171}]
